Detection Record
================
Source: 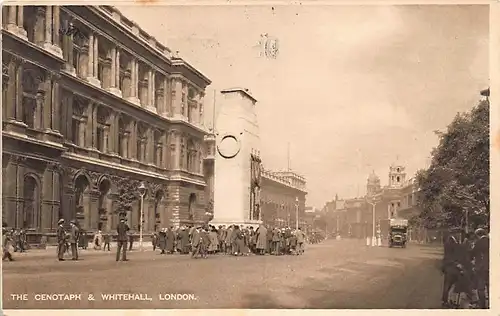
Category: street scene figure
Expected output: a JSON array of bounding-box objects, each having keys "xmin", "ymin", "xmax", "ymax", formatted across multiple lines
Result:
[
  {"xmin": 116, "ymin": 219, "xmax": 130, "ymax": 262},
  {"xmin": 1, "ymin": 4, "xmax": 489, "ymax": 310}
]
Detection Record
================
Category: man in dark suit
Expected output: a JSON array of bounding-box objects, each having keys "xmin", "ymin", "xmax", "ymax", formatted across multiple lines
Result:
[
  {"xmin": 56, "ymin": 219, "xmax": 66, "ymax": 261},
  {"xmin": 69, "ymin": 220, "xmax": 80, "ymax": 260},
  {"xmin": 473, "ymin": 228, "xmax": 489, "ymax": 308},
  {"xmin": 441, "ymin": 228, "xmax": 461, "ymax": 306},
  {"xmin": 116, "ymin": 219, "xmax": 130, "ymax": 261}
]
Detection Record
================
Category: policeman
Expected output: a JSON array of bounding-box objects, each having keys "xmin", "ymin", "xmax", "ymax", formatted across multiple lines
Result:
[
  {"xmin": 56, "ymin": 219, "xmax": 66, "ymax": 261},
  {"xmin": 116, "ymin": 218, "xmax": 130, "ymax": 261}
]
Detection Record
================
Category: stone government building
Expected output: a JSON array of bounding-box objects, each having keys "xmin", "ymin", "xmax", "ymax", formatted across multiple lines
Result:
[
  {"xmin": 260, "ymin": 170, "xmax": 307, "ymax": 228},
  {"xmin": 2, "ymin": 5, "xmax": 216, "ymax": 241},
  {"xmin": 321, "ymin": 163, "xmax": 428, "ymax": 241}
]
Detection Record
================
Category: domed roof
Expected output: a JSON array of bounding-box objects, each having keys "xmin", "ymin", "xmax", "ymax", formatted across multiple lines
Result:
[{"xmin": 367, "ymin": 170, "xmax": 379, "ymax": 183}]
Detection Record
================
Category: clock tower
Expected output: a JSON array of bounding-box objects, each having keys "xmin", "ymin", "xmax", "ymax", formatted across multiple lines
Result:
[{"xmin": 212, "ymin": 88, "xmax": 263, "ymax": 226}]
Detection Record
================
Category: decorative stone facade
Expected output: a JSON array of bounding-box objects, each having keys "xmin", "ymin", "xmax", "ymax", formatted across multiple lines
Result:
[
  {"xmin": 260, "ymin": 170, "xmax": 307, "ymax": 228},
  {"xmin": 2, "ymin": 5, "xmax": 214, "ymax": 240}
]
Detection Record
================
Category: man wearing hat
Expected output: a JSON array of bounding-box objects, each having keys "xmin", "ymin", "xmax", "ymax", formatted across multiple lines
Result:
[
  {"xmin": 116, "ymin": 218, "xmax": 130, "ymax": 261},
  {"xmin": 2, "ymin": 227, "xmax": 14, "ymax": 261},
  {"xmin": 56, "ymin": 219, "xmax": 66, "ymax": 261},
  {"xmin": 69, "ymin": 220, "xmax": 80, "ymax": 260},
  {"xmin": 472, "ymin": 227, "xmax": 489, "ymax": 308}
]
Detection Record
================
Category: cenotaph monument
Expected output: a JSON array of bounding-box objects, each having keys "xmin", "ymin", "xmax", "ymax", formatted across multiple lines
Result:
[{"xmin": 212, "ymin": 88, "xmax": 263, "ymax": 227}]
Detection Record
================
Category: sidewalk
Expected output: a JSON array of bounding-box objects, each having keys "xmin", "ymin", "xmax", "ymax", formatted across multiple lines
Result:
[{"xmin": 15, "ymin": 242, "xmax": 156, "ymax": 258}]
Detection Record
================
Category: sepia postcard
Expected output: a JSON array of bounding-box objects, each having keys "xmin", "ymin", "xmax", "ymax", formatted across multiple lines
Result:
[{"xmin": 0, "ymin": 1, "xmax": 495, "ymax": 314}]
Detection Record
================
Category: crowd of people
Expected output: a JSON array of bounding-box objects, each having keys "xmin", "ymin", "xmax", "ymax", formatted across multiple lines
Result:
[
  {"xmin": 441, "ymin": 227, "xmax": 489, "ymax": 309},
  {"xmin": 2, "ymin": 219, "xmax": 313, "ymax": 262},
  {"xmin": 150, "ymin": 224, "xmax": 308, "ymax": 258}
]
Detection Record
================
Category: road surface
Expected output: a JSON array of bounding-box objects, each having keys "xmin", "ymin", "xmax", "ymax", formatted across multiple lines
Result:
[{"xmin": 2, "ymin": 239, "xmax": 444, "ymax": 309}]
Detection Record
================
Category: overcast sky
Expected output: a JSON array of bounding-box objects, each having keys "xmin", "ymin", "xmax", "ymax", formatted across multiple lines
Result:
[{"xmin": 116, "ymin": 5, "xmax": 489, "ymax": 208}]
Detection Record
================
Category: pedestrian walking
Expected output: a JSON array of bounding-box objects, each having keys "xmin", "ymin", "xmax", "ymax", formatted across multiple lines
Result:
[{"xmin": 116, "ymin": 219, "xmax": 129, "ymax": 261}]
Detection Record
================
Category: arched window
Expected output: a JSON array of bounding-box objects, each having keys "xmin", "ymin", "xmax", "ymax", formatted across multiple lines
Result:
[{"xmin": 23, "ymin": 175, "xmax": 39, "ymax": 229}]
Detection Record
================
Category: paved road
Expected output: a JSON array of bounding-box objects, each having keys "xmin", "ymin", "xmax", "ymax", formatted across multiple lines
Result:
[{"xmin": 2, "ymin": 239, "xmax": 444, "ymax": 309}]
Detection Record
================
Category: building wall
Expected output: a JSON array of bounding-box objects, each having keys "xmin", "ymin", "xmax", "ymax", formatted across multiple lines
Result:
[
  {"xmin": 2, "ymin": 5, "xmax": 214, "ymax": 239},
  {"xmin": 260, "ymin": 174, "xmax": 307, "ymax": 228}
]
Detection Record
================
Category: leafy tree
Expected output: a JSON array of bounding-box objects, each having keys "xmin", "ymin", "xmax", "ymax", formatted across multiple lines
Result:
[
  {"xmin": 416, "ymin": 99, "xmax": 489, "ymax": 230},
  {"xmin": 114, "ymin": 178, "xmax": 140, "ymax": 218}
]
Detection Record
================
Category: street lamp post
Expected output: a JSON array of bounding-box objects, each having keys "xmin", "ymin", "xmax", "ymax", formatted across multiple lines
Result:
[
  {"xmin": 295, "ymin": 197, "xmax": 299, "ymax": 230},
  {"xmin": 138, "ymin": 182, "xmax": 147, "ymax": 251},
  {"xmin": 367, "ymin": 198, "xmax": 380, "ymax": 247}
]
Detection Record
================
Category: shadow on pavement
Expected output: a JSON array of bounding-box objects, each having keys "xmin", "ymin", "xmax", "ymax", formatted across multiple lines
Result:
[{"xmin": 241, "ymin": 255, "xmax": 444, "ymax": 309}]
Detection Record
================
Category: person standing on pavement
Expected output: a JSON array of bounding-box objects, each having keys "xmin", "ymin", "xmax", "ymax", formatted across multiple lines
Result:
[
  {"xmin": 151, "ymin": 231, "xmax": 158, "ymax": 251},
  {"xmin": 296, "ymin": 227, "xmax": 306, "ymax": 255},
  {"xmin": 103, "ymin": 232, "xmax": 111, "ymax": 251},
  {"xmin": 166, "ymin": 227, "xmax": 176, "ymax": 254},
  {"xmin": 128, "ymin": 232, "xmax": 134, "ymax": 251},
  {"xmin": 158, "ymin": 228, "xmax": 167, "ymax": 254},
  {"xmin": 56, "ymin": 219, "xmax": 66, "ymax": 261},
  {"xmin": 441, "ymin": 228, "xmax": 460, "ymax": 306},
  {"xmin": 116, "ymin": 219, "xmax": 130, "ymax": 261},
  {"xmin": 255, "ymin": 224, "xmax": 267, "ymax": 255},
  {"xmin": 472, "ymin": 227, "xmax": 489, "ymax": 308},
  {"xmin": 2, "ymin": 228, "xmax": 14, "ymax": 261},
  {"xmin": 69, "ymin": 220, "xmax": 80, "ymax": 260},
  {"xmin": 225, "ymin": 225, "xmax": 233, "ymax": 255},
  {"xmin": 18, "ymin": 228, "xmax": 26, "ymax": 252}
]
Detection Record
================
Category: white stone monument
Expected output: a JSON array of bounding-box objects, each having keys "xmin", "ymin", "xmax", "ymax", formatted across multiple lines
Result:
[{"xmin": 212, "ymin": 88, "xmax": 262, "ymax": 227}]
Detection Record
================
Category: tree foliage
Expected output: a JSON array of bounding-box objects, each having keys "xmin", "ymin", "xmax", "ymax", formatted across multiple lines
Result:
[
  {"xmin": 114, "ymin": 178, "xmax": 140, "ymax": 217},
  {"xmin": 416, "ymin": 99, "xmax": 489, "ymax": 230}
]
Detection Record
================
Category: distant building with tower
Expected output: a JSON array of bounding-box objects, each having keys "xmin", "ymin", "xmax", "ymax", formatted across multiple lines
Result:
[{"xmin": 321, "ymin": 161, "xmax": 424, "ymax": 241}]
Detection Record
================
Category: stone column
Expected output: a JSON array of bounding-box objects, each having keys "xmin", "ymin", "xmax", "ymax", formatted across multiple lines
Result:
[
  {"xmin": 151, "ymin": 71, "xmax": 156, "ymax": 109},
  {"xmin": 7, "ymin": 6, "xmax": 16, "ymax": 26},
  {"xmin": 162, "ymin": 77, "xmax": 169, "ymax": 117},
  {"xmin": 199, "ymin": 92, "xmax": 205, "ymax": 127},
  {"xmin": 78, "ymin": 119, "xmax": 85, "ymax": 147},
  {"xmin": 129, "ymin": 121, "xmax": 137, "ymax": 160},
  {"xmin": 44, "ymin": 6, "xmax": 52, "ymax": 46},
  {"xmin": 129, "ymin": 59, "xmax": 136, "ymax": 97},
  {"xmin": 110, "ymin": 46, "xmax": 116, "ymax": 88},
  {"xmin": 103, "ymin": 126, "xmax": 109, "ymax": 153},
  {"xmin": 175, "ymin": 133, "xmax": 181, "ymax": 169},
  {"xmin": 93, "ymin": 35, "xmax": 98, "ymax": 77},
  {"xmin": 115, "ymin": 49, "xmax": 120, "ymax": 89},
  {"xmin": 145, "ymin": 129, "xmax": 153, "ymax": 163},
  {"xmin": 109, "ymin": 112, "xmax": 118, "ymax": 154},
  {"xmin": 17, "ymin": 6, "xmax": 25, "ymax": 33},
  {"xmin": 34, "ymin": 7, "xmax": 45, "ymax": 45},
  {"xmin": 121, "ymin": 132, "xmax": 129, "ymax": 158},
  {"xmin": 5, "ymin": 57, "xmax": 19, "ymax": 121},
  {"xmin": 52, "ymin": 6, "xmax": 60, "ymax": 47},
  {"xmin": 87, "ymin": 33, "xmax": 94, "ymax": 77},
  {"xmin": 91, "ymin": 104, "xmax": 98, "ymax": 149},
  {"xmin": 161, "ymin": 133, "xmax": 168, "ymax": 168},
  {"xmin": 42, "ymin": 73, "xmax": 54, "ymax": 131},
  {"xmin": 172, "ymin": 79, "xmax": 182, "ymax": 117}
]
